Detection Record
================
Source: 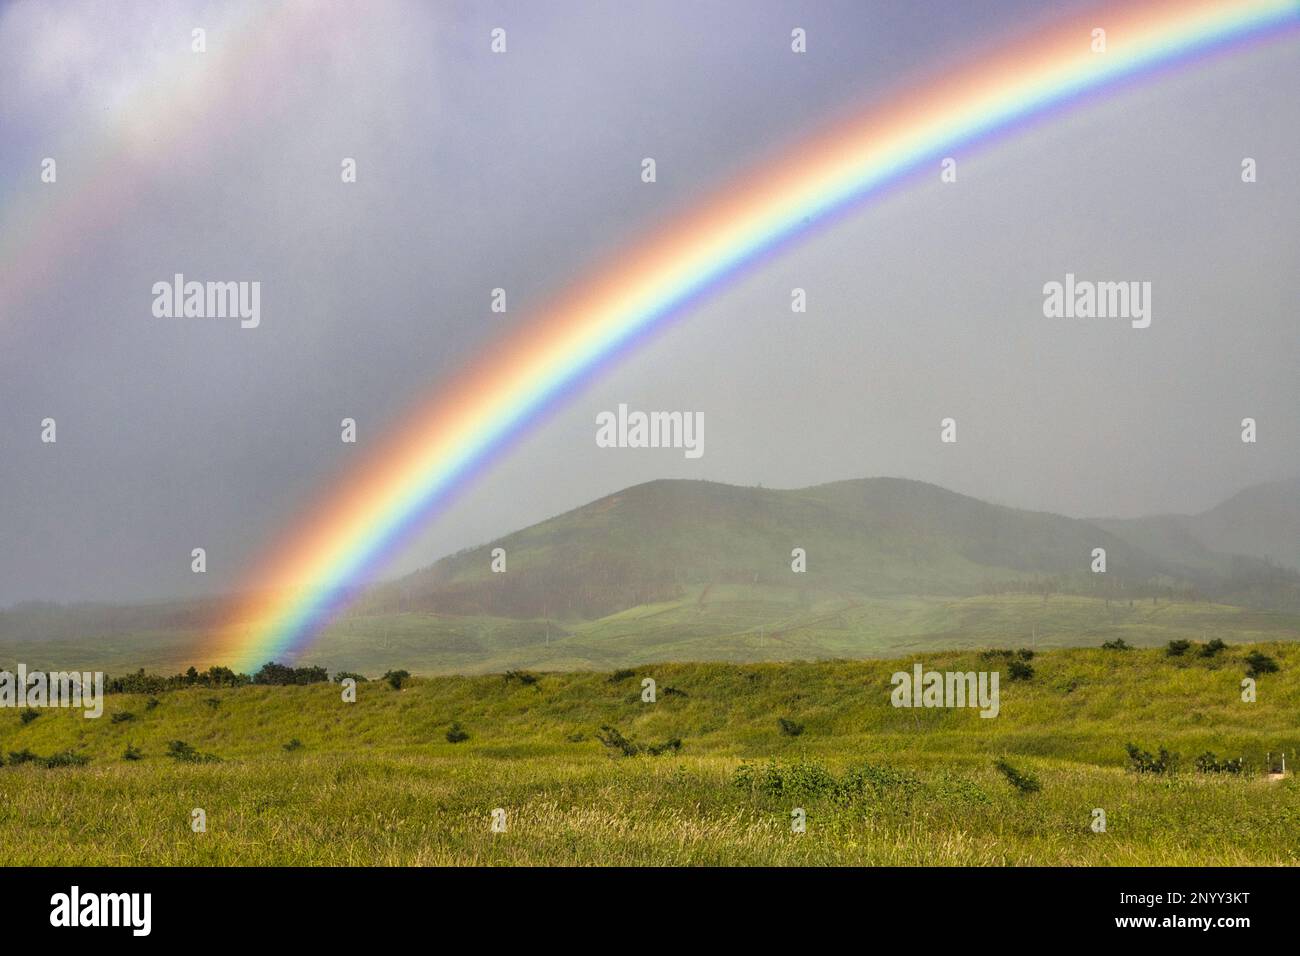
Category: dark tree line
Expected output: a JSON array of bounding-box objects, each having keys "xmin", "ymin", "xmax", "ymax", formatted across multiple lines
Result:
[{"xmin": 104, "ymin": 661, "xmax": 330, "ymax": 694}]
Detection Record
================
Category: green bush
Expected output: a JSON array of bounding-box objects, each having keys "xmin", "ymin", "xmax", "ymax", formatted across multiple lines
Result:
[
  {"xmin": 7, "ymin": 748, "xmax": 88, "ymax": 769},
  {"xmin": 1007, "ymin": 660, "xmax": 1034, "ymax": 681},
  {"xmin": 252, "ymin": 662, "xmax": 330, "ymax": 686},
  {"xmin": 994, "ymin": 759, "xmax": 1041, "ymax": 793},
  {"xmin": 445, "ymin": 722, "xmax": 470, "ymax": 744},
  {"xmin": 1101, "ymin": 638, "xmax": 1131, "ymax": 651},
  {"xmin": 595, "ymin": 725, "xmax": 639, "ymax": 756},
  {"xmin": 123, "ymin": 744, "xmax": 143, "ymax": 761},
  {"xmin": 165, "ymin": 740, "xmax": 220, "ymax": 764},
  {"xmin": 1166, "ymin": 640, "xmax": 1191, "ymax": 657},
  {"xmin": 777, "ymin": 717, "xmax": 804, "ymax": 737},
  {"xmin": 1126, "ymin": 742, "xmax": 1176, "ymax": 774},
  {"xmin": 1195, "ymin": 752, "xmax": 1244, "ymax": 774},
  {"xmin": 1244, "ymin": 651, "xmax": 1279, "ymax": 677},
  {"xmin": 1200, "ymin": 638, "xmax": 1227, "ymax": 658},
  {"xmin": 383, "ymin": 669, "xmax": 411, "ymax": 690},
  {"xmin": 282, "ymin": 738, "xmax": 304, "ymax": 752},
  {"xmin": 595, "ymin": 725, "xmax": 680, "ymax": 757},
  {"xmin": 111, "ymin": 711, "xmax": 135, "ymax": 723},
  {"xmin": 43, "ymin": 751, "xmax": 89, "ymax": 768},
  {"xmin": 18, "ymin": 708, "xmax": 40, "ymax": 725}
]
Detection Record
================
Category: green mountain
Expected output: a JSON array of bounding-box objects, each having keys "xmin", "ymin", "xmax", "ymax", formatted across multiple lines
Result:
[
  {"xmin": 5, "ymin": 476, "xmax": 1298, "ymax": 674},
  {"xmin": 365, "ymin": 476, "xmax": 1296, "ymax": 621}
]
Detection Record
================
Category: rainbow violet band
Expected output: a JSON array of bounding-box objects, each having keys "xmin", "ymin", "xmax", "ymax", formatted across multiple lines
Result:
[{"xmin": 215, "ymin": 0, "xmax": 1300, "ymax": 670}]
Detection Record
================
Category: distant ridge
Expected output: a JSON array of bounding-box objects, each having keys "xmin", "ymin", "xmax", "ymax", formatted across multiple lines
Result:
[
  {"xmin": 5, "ymin": 476, "xmax": 1297, "ymax": 669},
  {"xmin": 362, "ymin": 475, "xmax": 1300, "ymax": 620}
]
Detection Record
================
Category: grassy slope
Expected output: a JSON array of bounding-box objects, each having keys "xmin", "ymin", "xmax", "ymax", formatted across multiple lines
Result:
[
  {"xmin": 384, "ymin": 478, "xmax": 1184, "ymax": 620},
  {"xmin": 5, "ymin": 592, "xmax": 1298, "ymax": 675},
  {"xmin": 1, "ymin": 644, "xmax": 1297, "ymax": 865}
]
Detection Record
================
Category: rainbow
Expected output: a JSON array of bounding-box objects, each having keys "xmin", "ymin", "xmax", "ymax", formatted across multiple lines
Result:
[{"xmin": 215, "ymin": 0, "xmax": 1300, "ymax": 669}]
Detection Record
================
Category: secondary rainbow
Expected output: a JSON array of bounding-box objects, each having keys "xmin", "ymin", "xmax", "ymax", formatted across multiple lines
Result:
[{"xmin": 215, "ymin": 0, "xmax": 1300, "ymax": 669}]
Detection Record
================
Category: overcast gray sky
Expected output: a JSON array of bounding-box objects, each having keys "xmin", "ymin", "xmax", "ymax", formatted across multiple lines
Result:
[{"xmin": 1, "ymin": 0, "xmax": 1297, "ymax": 606}]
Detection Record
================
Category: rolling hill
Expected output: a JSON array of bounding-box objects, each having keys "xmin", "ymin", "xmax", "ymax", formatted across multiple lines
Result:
[
  {"xmin": 366, "ymin": 476, "xmax": 1299, "ymax": 620},
  {"xmin": 3, "ymin": 475, "xmax": 1298, "ymax": 673},
  {"xmin": 1097, "ymin": 476, "xmax": 1300, "ymax": 576}
]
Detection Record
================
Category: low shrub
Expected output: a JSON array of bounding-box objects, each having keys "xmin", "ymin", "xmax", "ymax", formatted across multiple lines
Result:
[
  {"xmin": 777, "ymin": 717, "xmax": 804, "ymax": 737},
  {"xmin": 1126, "ymin": 742, "xmax": 1176, "ymax": 774},
  {"xmin": 1007, "ymin": 660, "xmax": 1034, "ymax": 681},
  {"xmin": 595, "ymin": 725, "xmax": 680, "ymax": 757},
  {"xmin": 166, "ymin": 740, "xmax": 220, "ymax": 764},
  {"xmin": 1244, "ymin": 651, "xmax": 1279, "ymax": 677},
  {"xmin": 1195, "ymin": 752, "xmax": 1244, "ymax": 774},
  {"xmin": 994, "ymin": 759, "xmax": 1041, "ymax": 793}
]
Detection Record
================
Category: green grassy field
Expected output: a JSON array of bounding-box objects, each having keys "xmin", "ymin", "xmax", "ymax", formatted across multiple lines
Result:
[{"xmin": 1, "ymin": 643, "xmax": 1297, "ymax": 865}]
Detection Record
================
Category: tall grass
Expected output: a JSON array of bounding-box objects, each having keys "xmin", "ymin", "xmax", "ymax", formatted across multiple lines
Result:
[{"xmin": 0, "ymin": 645, "xmax": 1296, "ymax": 865}]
